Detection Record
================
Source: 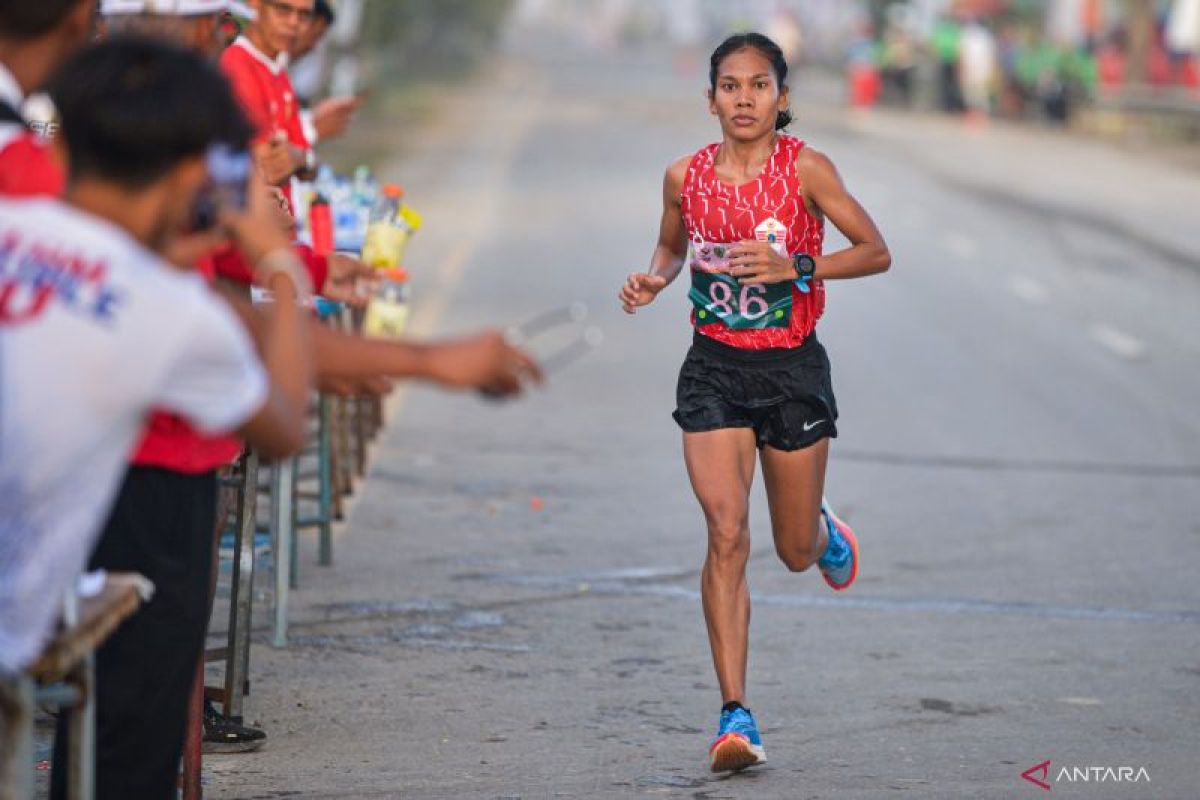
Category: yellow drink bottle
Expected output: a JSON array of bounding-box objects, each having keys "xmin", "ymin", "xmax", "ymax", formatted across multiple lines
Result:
[
  {"xmin": 361, "ymin": 184, "xmax": 409, "ymax": 269},
  {"xmin": 363, "ymin": 268, "xmax": 411, "ymax": 338}
]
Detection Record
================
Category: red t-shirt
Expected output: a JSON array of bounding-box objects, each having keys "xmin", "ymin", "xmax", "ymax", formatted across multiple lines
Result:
[
  {"xmin": 220, "ymin": 37, "xmax": 308, "ymax": 148},
  {"xmin": 0, "ymin": 126, "xmax": 65, "ymax": 198},
  {"xmin": 220, "ymin": 37, "xmax": 310, "ymax": 206}
]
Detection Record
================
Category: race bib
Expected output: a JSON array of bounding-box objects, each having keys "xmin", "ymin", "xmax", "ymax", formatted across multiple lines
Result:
[{"xmin": 687, "ymin": 219, "xmax": 792, "ymax": 330}]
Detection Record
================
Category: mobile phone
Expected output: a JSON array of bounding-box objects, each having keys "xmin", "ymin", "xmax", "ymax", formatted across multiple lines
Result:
[{"xmin": 190, "ymin": 144, "xmax": 252, "ymax": 231}]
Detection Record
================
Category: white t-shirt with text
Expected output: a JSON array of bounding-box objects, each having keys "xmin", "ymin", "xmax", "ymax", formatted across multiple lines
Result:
[{"xmin": 0, "ymin": 198, "xmax": 268, "ymax": 672}]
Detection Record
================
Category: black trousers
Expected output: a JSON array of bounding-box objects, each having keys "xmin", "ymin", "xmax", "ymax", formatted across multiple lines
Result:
[{"xmin": 52, "ymin": 467, "xmax": 218, "ymax": 800}]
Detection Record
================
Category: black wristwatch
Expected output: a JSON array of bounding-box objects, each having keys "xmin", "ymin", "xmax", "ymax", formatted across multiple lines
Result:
[{"xmin": 792, "ymin": 253, "xmax": 816, "ymax": 280}]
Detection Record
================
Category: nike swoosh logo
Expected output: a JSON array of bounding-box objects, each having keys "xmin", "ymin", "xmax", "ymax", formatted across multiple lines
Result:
[{"xmin": 802, "ymin": 419, "xmax": 826, "ymax": 432}]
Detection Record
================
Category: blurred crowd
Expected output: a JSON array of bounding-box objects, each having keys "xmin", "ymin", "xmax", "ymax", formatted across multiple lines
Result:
[
  {"xmin": 514, "ymin": 0, "xmax": 1200, "ymax": 128},
  {"xmin": 869, "ymin": 1, "xmax": 1200, "ymax": 125}
]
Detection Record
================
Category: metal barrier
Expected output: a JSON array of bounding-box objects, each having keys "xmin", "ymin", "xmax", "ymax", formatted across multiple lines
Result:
[
  {"xmin": 1, "ymin": 575, "xmax": 146, "ymax": 800},
  {"xmin": 203, "ymin": 452, "xmax": 260, "ymax": 721},
  {"xmin": 184, "ymin": 281, "xmax": 396, "ymax": 796}
]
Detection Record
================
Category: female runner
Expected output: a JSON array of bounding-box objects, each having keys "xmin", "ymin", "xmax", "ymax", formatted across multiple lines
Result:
[{"xmin": 619, "ymin": 32, "xmax": 891, "ymax": 773}]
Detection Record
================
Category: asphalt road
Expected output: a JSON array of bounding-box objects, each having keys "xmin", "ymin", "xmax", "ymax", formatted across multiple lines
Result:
[{"xmin": 206, "ymin": 31, "xmax": 1200, "ymax": 800}]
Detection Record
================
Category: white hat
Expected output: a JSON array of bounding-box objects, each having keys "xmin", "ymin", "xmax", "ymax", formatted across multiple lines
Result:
[
  {"xmin": 227, "ymin": 1, "xmax": 257, "ymax": 18},
  {"xmin": 100, "ymin": 0, "xmax": 231, "ymax": 15}
]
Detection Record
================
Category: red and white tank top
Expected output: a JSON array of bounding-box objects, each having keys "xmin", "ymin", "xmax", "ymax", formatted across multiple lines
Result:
[{"xmin": 679, "ymin": 134, "xmax": 825, "ymax": 350}]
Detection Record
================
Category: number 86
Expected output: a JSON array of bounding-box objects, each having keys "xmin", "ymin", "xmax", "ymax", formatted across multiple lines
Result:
[{"xmin": 708, "ymin": 282, "xmax": 769, "ymax": 320}]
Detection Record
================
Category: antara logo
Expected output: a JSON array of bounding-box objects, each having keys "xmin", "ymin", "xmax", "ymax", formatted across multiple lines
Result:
[
  {"xmin": 1021, "ymin": 760, "xmax": 1052, "ymax": 791},
  {"xmin": 1021, "ymin": 759, "xmax": 1151, "ymax": 790}
]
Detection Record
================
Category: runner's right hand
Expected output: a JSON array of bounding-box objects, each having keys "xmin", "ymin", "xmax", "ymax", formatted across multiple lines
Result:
[
  {"xmin": 619, "ymin": 272, "xmax": 668, "ymax": 314},
  {"xmin": 424, "ymin": 330, "xmax": 542, "ymax": 398}
]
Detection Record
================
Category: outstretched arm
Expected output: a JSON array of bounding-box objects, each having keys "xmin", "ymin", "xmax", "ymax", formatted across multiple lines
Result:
[{"xmin": 220, "ymin": 292, "xmax": 541, "ymax": 399}]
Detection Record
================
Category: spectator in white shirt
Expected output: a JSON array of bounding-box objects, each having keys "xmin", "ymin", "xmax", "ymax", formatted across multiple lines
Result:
[{"xmin": 0, "ymin": 37, "xmax": 314, "ymax": 685}]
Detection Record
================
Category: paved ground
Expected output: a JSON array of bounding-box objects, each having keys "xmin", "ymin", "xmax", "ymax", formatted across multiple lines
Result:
[{"xmin": 203, "ymin": 28, "xmax": 1200, "ymax": 800}]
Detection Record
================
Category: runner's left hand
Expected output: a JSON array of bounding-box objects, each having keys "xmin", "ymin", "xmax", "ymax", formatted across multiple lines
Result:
[{"xmin": 727, "ymin": 240, "xmax": 794, "ymax": 285}]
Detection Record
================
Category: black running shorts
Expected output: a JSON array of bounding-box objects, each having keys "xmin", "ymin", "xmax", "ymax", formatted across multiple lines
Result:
[{"xmin": 672, "ymin": 332, "xmax": 838, "ymax": 451}]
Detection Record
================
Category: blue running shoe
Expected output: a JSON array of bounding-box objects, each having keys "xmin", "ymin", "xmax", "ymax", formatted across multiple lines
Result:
[
  {"xmin": 818, "ymin": 498, "xmax": 859, "ymax": 591},
  {"xmin": 709, "ymin": 706, "xmax": 766, "ymax": 773}
]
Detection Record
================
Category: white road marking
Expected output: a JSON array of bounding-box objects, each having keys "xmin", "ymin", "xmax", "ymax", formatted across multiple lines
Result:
[
  {"xmin": 1008, "ymin": 275, "xmax": 1049, "ymax": 304},
  {"xmin": 1090, "ymin": 324, "xmax": 1148, "ymax": 360}
]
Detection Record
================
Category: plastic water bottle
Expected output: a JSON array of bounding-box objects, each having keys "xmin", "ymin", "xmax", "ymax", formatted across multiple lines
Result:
[
  {"xmin": 361, "ymin": 184, "xmax": 408, "ymax": 269},
  {"xmin": 372, "ymin": 184, "xmax": 402, "ymax": 223},
  {"xmin": 363, "ymin": 267, "xmax": 410, "ymax": 338},
  {"xmin": 349, "ymin": 169, "xmax": 376, "ymax": 246},
  {"xmin": 314, "ymin": 164, "xmax": 337, "ymax": 203},
  {"xmin": 352, "ymin": 166, "xmax": 375, "ymax": 204}
]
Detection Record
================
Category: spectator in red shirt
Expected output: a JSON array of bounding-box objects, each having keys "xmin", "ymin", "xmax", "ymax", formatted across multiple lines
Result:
[
  {"xmin": 220, "ymin": 0, "xmax": 316, "ymax": 193},
  {"xmin": 0, "ymin": 0, "xmax": 94, "ymax": 197},
  {"xmin": 99, "ymin": 0, "xmax": 375, "ymax": 303}
]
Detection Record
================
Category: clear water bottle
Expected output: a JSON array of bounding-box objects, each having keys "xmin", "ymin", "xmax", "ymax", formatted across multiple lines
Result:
[
  {"xmin": 352, "ymin": 165, "xmax": 375, "ymax": 205},
  {"xmin": 349, "ymin": 167, "xmax": 377, "ymax": 250},
  {"xmin": 363, "ymin": 267, "xmax": 410, "ymax": 338},
  {"xmin": 314, "ymin": 164, "xmax": 337, "ymax": 202}
]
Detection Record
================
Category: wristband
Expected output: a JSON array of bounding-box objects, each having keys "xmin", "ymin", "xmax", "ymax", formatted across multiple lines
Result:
[{"xmin": 255, "ymin": 248, "xmax": 314, "ymax": 301}]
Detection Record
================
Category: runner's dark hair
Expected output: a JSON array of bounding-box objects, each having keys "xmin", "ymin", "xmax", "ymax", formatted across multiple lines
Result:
[
  {"xmin": 314, "ymin": 0, "xmax": 335, "ymax": 24},
  {"xmin": 709, "ymin": 32, "xmax": 792, "ymax": 130},
  {"xmin": 48, "ymin": 36, "xmax": 252, "ymax": 188},
  {"xmin": 0, "ymin": 0, "xmax": 87, "ymax": 40}
]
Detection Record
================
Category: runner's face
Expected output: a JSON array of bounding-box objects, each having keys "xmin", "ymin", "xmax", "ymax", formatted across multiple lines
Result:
[{"xmin": 708, "ymin": 49, "xmax": 788, "ymax": 142}]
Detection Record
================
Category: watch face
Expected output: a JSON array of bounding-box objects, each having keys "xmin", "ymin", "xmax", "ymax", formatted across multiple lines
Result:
[{"xmin": 795, "ymin": 254, "xmax": 815, "ymax": 277}]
